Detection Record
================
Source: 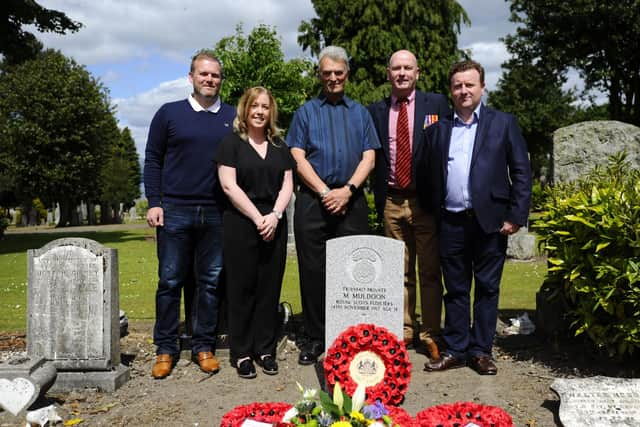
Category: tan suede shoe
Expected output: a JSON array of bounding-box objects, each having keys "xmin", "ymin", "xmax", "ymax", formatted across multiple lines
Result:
[
  {"xmin": 151, "ymin": 354, "xmax": 174, "ymax": 379},
  {"xmin": 192, "ymin": 351, "xmax": 220, "ymax": 374}
]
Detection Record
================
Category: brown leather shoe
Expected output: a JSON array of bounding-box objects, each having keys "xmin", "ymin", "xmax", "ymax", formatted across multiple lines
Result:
[
  {"xmin": 418, "ymin": 336, "xmax": 441, "ymax": 361},
  {"xmin": 151, "ymin": 354, "xmax": 174, "ymax": 379},
  {"xmin": 424, "ymin": 352, "xmax": 466, "ymax": 371},
  {"xmin": 469, "ymin": 355, "xmax": 497, "ymax": 375},
  {"xmin": 192, "ymin": 351, "xmax": 220, "ymax": 374}
]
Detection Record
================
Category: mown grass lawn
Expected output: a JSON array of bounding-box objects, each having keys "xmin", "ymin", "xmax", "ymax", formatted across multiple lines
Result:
[{"xmin": 0, "ymin": 224, "xmax": 546, "ymax": 332}]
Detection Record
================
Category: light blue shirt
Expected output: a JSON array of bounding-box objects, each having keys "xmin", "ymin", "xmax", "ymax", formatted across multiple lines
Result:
[{"xmin": 445, "ymin": 105, "xmax": 481, "ymax": 212}]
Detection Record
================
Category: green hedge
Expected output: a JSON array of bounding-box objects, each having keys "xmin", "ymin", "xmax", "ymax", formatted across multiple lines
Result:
[{"xmin": 534, "ymin": 154, "xmax": 640, "ymax": 360}]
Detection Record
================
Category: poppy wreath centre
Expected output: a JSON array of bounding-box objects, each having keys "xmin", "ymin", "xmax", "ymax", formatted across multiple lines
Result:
[
  {"xmin": 323, "ymin": 323, "xmax": 412, "ymax": 405},
  {"xmin": 220, "ymin": 402, "xmax": 293, "ymax": 427}
]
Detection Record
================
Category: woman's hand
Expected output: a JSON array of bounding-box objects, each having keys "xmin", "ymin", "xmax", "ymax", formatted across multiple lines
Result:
[{"xmin": 256, "ymin": 213, "xmax": 279, "ymax": 241}]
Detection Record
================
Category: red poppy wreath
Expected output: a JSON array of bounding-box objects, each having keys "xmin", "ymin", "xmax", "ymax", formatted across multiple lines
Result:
[
  {"xmin": 323, "ymin": 323, "xmax": 411, "ymax": 405},
  {"xmin": 414, "ymin": 401, "xmax": 514, "ymax": 427},
  {"xmin": 220, "ymin": 402, "xmax": 293, "ymax": 427}
]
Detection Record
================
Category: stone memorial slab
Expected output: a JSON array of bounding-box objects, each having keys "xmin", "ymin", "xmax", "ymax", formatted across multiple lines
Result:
[
  {"xmin": 551, "ymin": 376, "xmax": 640, "ymax": 427},
  {"xmin": 0, "ymin": 377, "xmax": 36, "ymax": 416},
  {"xmin": 27, "ymin": 238, "xmax": 129, "ymax": 391},
  {"xmin": 325, "ymin": 236, "xmax": 404, "ymax": 350}
]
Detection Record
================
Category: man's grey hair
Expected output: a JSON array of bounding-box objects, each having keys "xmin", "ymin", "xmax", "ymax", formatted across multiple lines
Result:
[{"xmin": 318, "ymin": 45, "xmax": 350, "ymax": 71}]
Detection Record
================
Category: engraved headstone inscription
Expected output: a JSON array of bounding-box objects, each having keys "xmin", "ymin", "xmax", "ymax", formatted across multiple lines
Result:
[{"xmin": 325, "ymin": 235, "xmax": 404, "ymax": 350}]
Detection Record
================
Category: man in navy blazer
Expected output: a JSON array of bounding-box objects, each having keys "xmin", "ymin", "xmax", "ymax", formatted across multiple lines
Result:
[
  {"xmin": 419, "ymin": 60, "xmax": 532, "ymax": 375},
  {"xmin": 368, "ymin": 50, "xmax": 450, "ymax": 360}
]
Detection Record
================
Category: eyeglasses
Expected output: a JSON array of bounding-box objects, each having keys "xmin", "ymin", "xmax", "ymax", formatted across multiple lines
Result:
[{"xmin": 319, "ymin": 69, "xmax": 346, "ymax": 78}]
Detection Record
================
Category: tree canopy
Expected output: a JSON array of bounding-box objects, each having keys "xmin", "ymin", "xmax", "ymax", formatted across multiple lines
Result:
[
  {"xmin": 0, "ymin": 49, "xmax": 119, "ymax": 225},
  {"xmin": 506, "ymin": 0, "xmax": 640, "ymax": 125},
  {"xmin": 298, "ymin": 0, "xmax": 469, "ymax": 104},
  {"xmin": 2, "ymin": 0, "xmax": 82, "ymax": 65},
  {"xmin": 213, "ymin": 24, "xmax": 316, "ymax": 129}
]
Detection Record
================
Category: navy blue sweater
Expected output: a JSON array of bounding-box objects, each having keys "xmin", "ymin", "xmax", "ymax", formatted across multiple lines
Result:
[{"xmin": 143, "ymin": 99, "xmax": 235, "ymax": 208}]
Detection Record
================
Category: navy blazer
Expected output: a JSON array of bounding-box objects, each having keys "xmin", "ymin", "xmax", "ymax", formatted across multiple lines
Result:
[
  {"xmin": 417, "ymin": 104, "xmax": 532, "ymax": 234},
  {"xmin": 367, "ymin": 90, "xmax": 450, "ymax": 218}
]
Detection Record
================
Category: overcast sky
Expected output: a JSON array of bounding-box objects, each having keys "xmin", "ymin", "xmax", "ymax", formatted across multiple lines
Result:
[{"xmin": 35, "ymin": 0, "xmax": 517, "ymax": 158}]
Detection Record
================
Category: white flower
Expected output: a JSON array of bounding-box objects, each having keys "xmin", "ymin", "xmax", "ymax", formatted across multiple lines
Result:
[
  {"xmin": 332, "ymin": 382, "xmax": 344, "ymax": 410},
  {"xmin": 351, "ymin": 384, "xmax": 366, "ymax": 413},
  {"xmin": 281, "ymin": 407, "xmax": 298, "ymax": 422}
]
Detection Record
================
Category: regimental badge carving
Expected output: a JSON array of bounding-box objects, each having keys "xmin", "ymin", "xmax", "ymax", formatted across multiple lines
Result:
[{"xmin": 347, "ymin": 247, "xmax": 382, "ymax": 284}]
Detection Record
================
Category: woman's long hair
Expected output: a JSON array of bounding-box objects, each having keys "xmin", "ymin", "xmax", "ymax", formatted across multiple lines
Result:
[{"xmin": 233, "ymin": 86, "xmax": 282, "ymax": 144}]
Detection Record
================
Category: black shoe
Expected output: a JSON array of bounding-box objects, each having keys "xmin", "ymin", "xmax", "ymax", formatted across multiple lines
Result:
[
  {"xmin": 469, "ymin": 355, "xmax": 497, "ymax": 375},
  {"xmin": 424, "ymin": 352, "xmax": 466, "ymax": 371},
  {"xmin": 237, "ymin": 359, "xmax": 257, "ymax": 379},
  {"xmin": 298, "ymin": 340, "xmax": 324, "ymax": 365},
  {"xmin": 256, "ymin": 354, "xmax": 278, "ymax": 375}
]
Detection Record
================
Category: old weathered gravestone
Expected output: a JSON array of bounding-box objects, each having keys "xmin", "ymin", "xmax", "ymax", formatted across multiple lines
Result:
[
  {"xmin": 27, "ymin": 238, "xmax": 129, "ymax": 391},
  {"xmin": 551, "ymin": 377, "xmax": 640, "ymax": 427},
  {"xmin": 506, "ymin": 226, "xmax": 536, "ymax": 260},
  {"xmin": 325, "ymin": 236, "xmax": 404, "ymax": 350},
  {"xmin": 553, "ymin": 120, "xmax": 640, "ymax": 183}
]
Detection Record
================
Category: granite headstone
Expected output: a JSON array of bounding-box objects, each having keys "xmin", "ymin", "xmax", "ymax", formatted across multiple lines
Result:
[
  {"xmin": 551, "ymin": 376, "xmax": 640, "ymax": 427},
  {"xmin": 27, "ymin": 238, "xmax": 129, "ymax": 391},
  {"xmin": 325, "ymin": 235, "xmax": 404, "ymax": 350}
]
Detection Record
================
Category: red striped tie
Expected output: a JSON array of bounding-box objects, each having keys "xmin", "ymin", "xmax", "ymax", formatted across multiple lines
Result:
[{"xmin": 395, "ymin": 98, "xmax": 411, "ymax": 188}]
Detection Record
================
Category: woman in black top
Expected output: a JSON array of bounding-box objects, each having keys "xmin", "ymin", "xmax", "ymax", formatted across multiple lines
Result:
[{"xmin": 216, "ymin": 87, "xmax": 294, "ymax": 379}]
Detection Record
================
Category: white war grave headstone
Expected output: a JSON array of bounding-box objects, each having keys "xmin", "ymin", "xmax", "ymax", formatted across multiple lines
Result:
[{"xmin": 325, "ymin": 235, "xmax": 404, "ymax": 350}]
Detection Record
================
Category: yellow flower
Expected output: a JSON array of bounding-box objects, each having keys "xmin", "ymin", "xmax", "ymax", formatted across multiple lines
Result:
[
  {"xmin": 350, "ymin": 411, "xmax": 365, "ymax": 422},
  {"xmin": 330, "ymin": 422, "xmax": 352, "ymax": 427}
]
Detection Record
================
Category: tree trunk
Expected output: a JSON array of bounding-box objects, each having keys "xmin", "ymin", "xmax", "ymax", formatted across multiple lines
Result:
[
  {"xmin": 100, "ymin": 202, "xmax": 112, "ymax": 224},
  {"xmin": 87, "ymin": 202, "xmax": 97, "ymax": 225},
  {"xmin": 57, "ymin": 199, "xmax": 71, "ymax": 227}
]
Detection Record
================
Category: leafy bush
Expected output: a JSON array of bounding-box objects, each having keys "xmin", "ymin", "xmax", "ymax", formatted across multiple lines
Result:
[
  {"xmin": 365, "ymin": 191, "xmax": 383, "ymax": 235},
  {"xmin": 534, "ymin": 153, "xmax": 640, "ymax": 360}
]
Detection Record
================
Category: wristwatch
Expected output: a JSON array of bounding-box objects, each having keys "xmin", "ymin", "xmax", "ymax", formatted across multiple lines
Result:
[
  {"xmin": 272, "ymin": 209, "xmax": 282, "ymax": 220},
  {"xmin": 345, "ymin": 182, "xmax": 357, "ymax": 194},
  {"xmin": 319, "ymin": 187, "xmax": 330, "ymax": 199}
]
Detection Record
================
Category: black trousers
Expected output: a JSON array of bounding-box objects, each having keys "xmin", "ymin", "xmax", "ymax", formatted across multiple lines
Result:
[
  {"xmin": 222, "ymin": 209, "xmax": 288, "ymax": 361},
  {"xmin": 293, "ymin": 189, "xmax": 369, "ymax": 341}
]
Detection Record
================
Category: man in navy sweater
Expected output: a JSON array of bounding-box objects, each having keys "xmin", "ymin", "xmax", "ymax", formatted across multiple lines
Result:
[{"xmin": 144, "ymin": 50, "xmax": 235, "ymax": 379}]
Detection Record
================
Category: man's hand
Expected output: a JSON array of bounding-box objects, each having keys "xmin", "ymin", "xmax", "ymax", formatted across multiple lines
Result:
[
  {"xmin": 322, "ymin": 187, "xmax": 351, "ymax": 215},
  {"xmin": 500, "ymin": 221, "xmax": 520, "ymax": 235},
  {"xmin": 146, "ymin": 207, "xmax": 164, "ymax": 227}
]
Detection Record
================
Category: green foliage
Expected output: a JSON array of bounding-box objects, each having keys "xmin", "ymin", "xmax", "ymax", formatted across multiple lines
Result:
[
  {"xmin": 298, "ymin": 0, "xmax": 469, "ymax": 103},
  {"xmin": 365, "ymin": 191, "xmax": 383, "ymax": 235},
  {"xmin": 0, "ymin": 49, "xmax": 119, "ymax": 223},
  {"xmin": 100, "ymin": 127, "xmax": 141, "ymax": 211},
  {"xmin": 213, "ymin": 24, "xmax": 316, "ymax": 129},
  {"xmin": 506, "ymin": 0, "xmax": 640, "ymax": 125},
  {"xmin": 534, "ymin": 153, "xmax": 640, "ymax": 359},
  {"xmin": 2, "ymin": 0, "xmax": 82, "ymax": 65}
]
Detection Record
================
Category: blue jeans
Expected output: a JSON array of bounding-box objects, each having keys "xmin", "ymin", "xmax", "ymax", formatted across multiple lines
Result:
[{"xmin": 153, "ymin": 204, "xmax": 223, "ymax": 355}]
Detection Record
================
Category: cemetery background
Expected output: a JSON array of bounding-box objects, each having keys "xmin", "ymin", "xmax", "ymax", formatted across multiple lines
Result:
[{"xmin": 0, "ymin": 223, "xmax": 637, "ymax": 426}]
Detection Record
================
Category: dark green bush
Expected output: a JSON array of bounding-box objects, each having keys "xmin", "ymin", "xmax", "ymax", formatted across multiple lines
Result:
[{"xmin": 534, "ymin": 153, "xmax": 640, "ymax": 360}]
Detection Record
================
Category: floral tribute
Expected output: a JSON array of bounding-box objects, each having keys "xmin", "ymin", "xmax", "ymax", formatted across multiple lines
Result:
[
  {"xmin": 414, "ymin": 402, "xmax": 514, "ymax": 427},
  {"xmin": 323, "ymin": 324, "xmax": 411, "ymax": 405},
  {"xmin": 220, "ymin": 402, "xmax": 292, "ymax": 427},
  {"xmin": 280, "ymin": 382, "xmax": 404, "ymax": 427}
]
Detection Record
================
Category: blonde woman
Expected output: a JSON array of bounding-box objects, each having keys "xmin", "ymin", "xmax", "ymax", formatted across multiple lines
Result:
[{"xmin": 215, "ymin": 87, "xmax": 294, "ymax": 379}]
